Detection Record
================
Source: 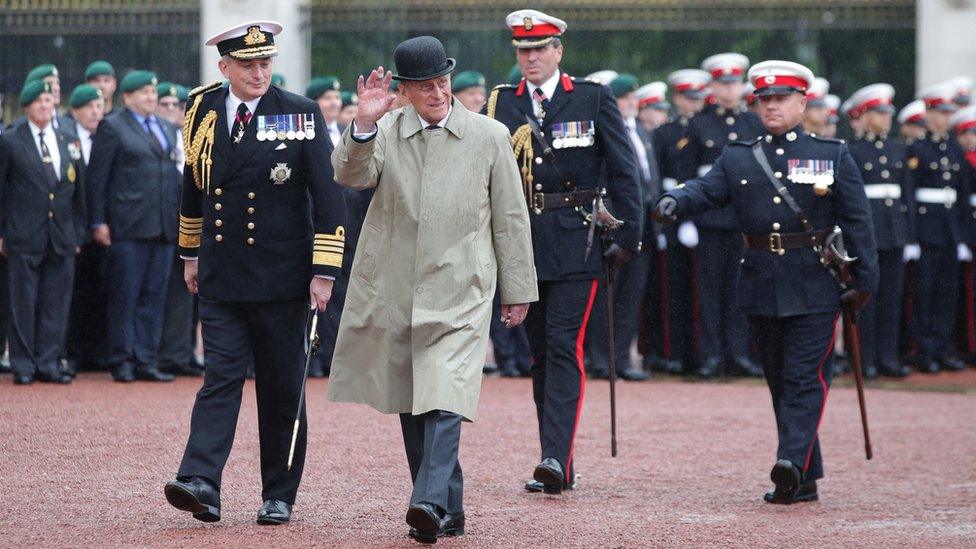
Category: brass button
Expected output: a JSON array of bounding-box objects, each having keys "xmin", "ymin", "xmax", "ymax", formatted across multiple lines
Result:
[
  {"xmin": 772, "ymin": 222, "xmax": 781, "ymax": 230},
  {"xmin": 705, "ymin": 139, "xmax": 714, "ymax": 148},
  {"xmin": 247, "ymin": 237, "xmax": 255, "ymax": 245},
  {"xmin": 901, "ymin": 205, "xmax": 908, "ymax": 213},
  {"xmin": 875, "ymin": 140, "xmax": 884, "ymax": 149},
  {"xmin": 919, "ymin": 206, "xmax": 927, "ymax": 214},
  {"xmin": 247, "ymin": 222, "xmax": 255, "ymax": 230},
  {"xmin": 881, "ymin": 170, "xmax": 890, "ymax": 179},
  {"xmin": 728, "ymin": 132, "xmax": 738, "ymax": 141},
  {"xmin": 215, "ymin": 234, "xmax": 223, "ymax": 242},
  {"xmin": 885, "ymin": 198, "xmax": 894, "ymax": 207},
  {"xmin": 248, "ymin": 192, "xmax": 256, "ymax": 199},
  {"xmin": 740, "ymin": 179, "xmax": 748, "ymax": 186},
  {"xmin": 726, "ymin": 116, "xmax": 735, "ymax": 125},
  {"xmin": 774, "ymin": 171, "xmax": 782, "ymax": 178},
  {"xmin": 214, "ymin": 203, "xmax": 222, "ymax": 211},
  {"xmin": 535, "ymin": 157, "xmax": 543, "ymax": 165},
  {"xmin": 215, "ymin": 219, "xmax": 223, "ymax": 227},
  {"xmin": 248, "ymin": 207, "xmax": 255, "ymax": 214},
  {"xmin": 214, "ymin": 188, "xmax": 223, "ymax": 196},
  {"xmin": 879, "ymin": 155, "xmax": 887, "ymax": 164},
  {"xmin": 930, "ymin": 162, "xmax": 938, "ymax": 170},
  {"xmin": 943, "ymin": 172, "xmax": 952, "ymax": 181},
  {"xmin": 773, "ymin": 196, "xmax": 782, "ymax": 204},
  {"xmin": 535, "ymin": 184, "xmax": 543, "ymax": 191},
  {"xmin": 775, "ymin": 148, "xmax": 784, "ymax": 155},
  {"xmin": 864, "ymin": 162, "xmax": 872, "ymax": 171},
  {"xmin": 49, "ymin": 193, "xmax": 55, "ymax": 200},
  {"xmin": 48, "ymin": 211, "xmax": 54, "ymax": 218}
]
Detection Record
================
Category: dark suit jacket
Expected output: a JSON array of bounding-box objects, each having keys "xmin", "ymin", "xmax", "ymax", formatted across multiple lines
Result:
[
  {"xmin": 85, "ymin": 108, "xmax": 181, "ymax": 242},
  {"xmin": 0, "ymin": 123, "xmax": 86, "ymax": 255}
]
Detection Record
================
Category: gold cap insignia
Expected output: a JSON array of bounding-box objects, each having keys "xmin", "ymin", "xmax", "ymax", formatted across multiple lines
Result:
[
  {"xmin": 169, "ymin": 86, "xmax": 177, "ymax": 96},
  {"xmin": 244, "ymin": 26, "xmax": 267, "ymax": 46},
  {"xmin": 764, "ymin": 75, "xmax": 776, "ymax": 85},
  {"xmin": 523, "ymin": 17, "xmax": 534, "ymax": 30}
]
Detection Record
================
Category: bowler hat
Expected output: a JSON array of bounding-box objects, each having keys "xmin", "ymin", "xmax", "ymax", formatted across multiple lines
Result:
[{"xmin": 392, "ymin": 36, "xmax": 456, "ymax": 82}]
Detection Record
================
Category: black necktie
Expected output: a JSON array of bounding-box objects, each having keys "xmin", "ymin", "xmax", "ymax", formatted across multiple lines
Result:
[
  {"xmin": 143, "ymin": 117, "xmax": 165, "ymax": 156},
  {"xmin": 233, "ymin": 103, "xmax": 251, "ymax": 146},
  {"xmin": 37, "ymin": 130, "xmax": 59, "ymax": 187},
  {"xmin": 533, "ymin": 88, "xmax": 549, "ymax": 122},
  {"xmin": 425, "ymin": 124, "xmax": 440, "ymax": 131}
]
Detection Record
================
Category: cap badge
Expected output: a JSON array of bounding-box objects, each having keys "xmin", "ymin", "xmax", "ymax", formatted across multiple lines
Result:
[
  {"xmin": 723, "ymin": 68, "xmax": 732, "ymax": 75},
  {"xmin": 169, "ymin": 86, "xmax": 177, "ymax": 96},
  {"xmin": 764, "ymin": 75, "xmax": 776, "ymax": 85},
  {"xmin": 523, "ymin": 17, "xmax": 534, "ymax": 30},
  {"xmin": 244, "ymin": 26, "xmax": 267, "ymax": 46}
]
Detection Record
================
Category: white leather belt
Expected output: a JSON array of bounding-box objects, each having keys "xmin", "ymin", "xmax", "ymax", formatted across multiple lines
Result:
[
  {"xmin": 863, "ymin": 184, "xmax": 901, "ymax": 200},
  {"xmin": 697, "ymin": 164, "xmax": 712, "ymax": 177},
  {"xmin": 970, "ymin": 194, "xmax": 976, "ymax": 209},
  {"xmin": 663, "ymin": 177, "xmax": 678, "ymax": 191},
  {"xmin": 915, "ymin": 187, "xmax": 957, "ymax": 205}
]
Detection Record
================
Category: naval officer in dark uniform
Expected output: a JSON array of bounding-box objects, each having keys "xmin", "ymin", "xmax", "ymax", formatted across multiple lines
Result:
[
  {"xmin": 845, "ymin": 83, "xmax": 915, "ymax": 378},
  {"xmin": 164, "ymin": 20, "xmax": 346, "ymax": 525},
  {"xmin": 654, "ymin": 60, "xmax": 878, "ymax": 504},
  {"xmin": 486, "ymin": 9, "xmax": 642, "ymax": 494}
]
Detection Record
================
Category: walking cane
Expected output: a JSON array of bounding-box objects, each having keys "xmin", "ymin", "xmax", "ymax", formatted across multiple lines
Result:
[
  {"xmin": 842, "ymin": 304, "xmax": 873, "ymax": 460},
  {"xmin": 287, "ymin": 305, "xmax": 320, "ymax": 471},
  {"xmin": 605, "ymin": 260, "xmax": 619, "ymax": 458}
]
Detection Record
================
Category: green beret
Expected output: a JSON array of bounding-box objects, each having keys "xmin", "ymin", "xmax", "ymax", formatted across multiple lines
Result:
[
  {"xmin": 452, "ymin": 71, "xmax": 486, "ymax": 93},
  {"xmin": 26, "ymin": 63, "xmax": 58, "ymax": 84},
  {"xmin": 157, "ymin": 81, "xmax": 189, "ymax": 102},
  {"xmin": 120, "ymin": 70, "xmax": 158, "ymax": 93},
  {"xmin": 20, "ymin": 79, "xmax": 52, "ymax": 105},
  {"xmin": 271, "ymin": 73, "xmax": 286, "ymax": 87},
  {"xmin": 341, "ymin": 91, "xmax": 359, "ymax": 107},
  {"xmin": 69, "ymin": 84, "xmax": 103, "ymax": 108},
  {"xmin": 305, "ymin": 76, "xmax": 341, "ymax": 100},
  {"xmin": 84, "ymin": 60, "xmax": 115, "ymax": 80},
  {"xmin": 610, "ymin": 74, "xmax": 639, "ymax": 98},
  {"xmin": 507, "ymin": 64, "xmax": 523, "ymax": 86}
]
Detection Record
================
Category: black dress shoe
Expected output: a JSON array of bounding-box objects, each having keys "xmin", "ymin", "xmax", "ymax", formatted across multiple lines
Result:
[
  {"xmin": 532, "ymin": 457, "xmax": 566, "ymax": 494},
  {"xmin": 405, "ymin": 502, "xmax": 443, "ymax": 544},
  {"xmin": 525, "ymin": 473, "xmax": 578, "ymax": 493},
  {"xmin": 256, "ymin": 498, "xmax": 292, "ymax": 525},
  {"xmin": 13, "ymin": 374, "xmax": 34, "ymax": 385},
  {"xmin": 939, "ymin": 355, "xmax": 967, "ymax": 372},
  {"xmin": 62, "ymin": 358, "xmax": 79, "ymax": 378},
  {"xmin": 589, "ymin": 369, "xmax": 610, "ymax": 380},
  {"xmin": 618, "ymin": 366, "xmax": 650, "ymax": 381},
  {"xmin": 168, "ymin": 362, "xmax": 203, "ymax": 377},
  {"xmin": 767, "ymin": 460, "xmax": 801, "ymax": 503},
  {"xmin": 918, "ymin": 360, "xmax": 940, "ymax": 374},
  {"xmin": 112, "ymin": 362, "xmax": 136, "ymax": 382},
  {"xmin": 764, "ymin": 480, "xmax": 818, "ymax": 504},
  {"xmin": 729, "ymin": 357, "xmax": 764, "ymax": 377},
  {"xmin": 695, "ymin": 356, "xmax": 722, "ymax": 379},
  {"xmin": 164, "ymin": 476, "xmax": 221, "ymax": 522},
  {"xmin": 136, "ymin": 366, "xmax": 175, "ymax": 382},
  {"xmin": 308, "ymin": 357, "xmax": 326, "ymax": 378},
  {"xmin": 37, "ymin": 371, "xmax": 73, "ymax": 384},
  {"xmin": 409, "ymin": 511, "xmax": 465, "ymax": 541},
  {"xmin": 878, "ymin": 360, "xmax": 910, "ymax": 378},
  {"xmin": 245, "ymin": 364, "xmax": 255, "ymax": 379}
]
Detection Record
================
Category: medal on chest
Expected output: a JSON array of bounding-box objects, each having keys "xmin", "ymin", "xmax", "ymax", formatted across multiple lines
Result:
[{"xmin": 787, "ymin": 158, "xmax": 834, "ymax": 195}]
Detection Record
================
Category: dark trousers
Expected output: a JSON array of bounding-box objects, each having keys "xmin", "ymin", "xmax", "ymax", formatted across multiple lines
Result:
[
  {"xmin": 314, "ymin": 268, "xmax": 348, "ymax": 372},
  {"xmin": 105, "ymin": 239, "xmax": 174, "ymax": 368},
  {"xmin": 489, "ymin": 290, "xmax": 531, "ymax": 375},
  {"xmin": 914, "ymin": 245, "xmax": 959, "ymax": 360},
  {"xmin": 749, "ymin": 312, "xmax": 838, "ymax": 482},
  {"xmin": 588, "ymin": 246, "xmax": 651, "ymax": 373},
  {"xmin": 664, "ymin": 241, "xmax": 696, "ymax": 367},
  {"xmin": 159, "ymin": 254, "xmax": 194, "ymax": 369},
  {"xmin": 66, "ymin": 243, "xmax": 108, "ymax": 368},
  {"xmin": 697, "ymin": 228, "xmax": 749, "ymax": 362},
  {"xmin": 7, "ymin": 250, "xmax": 75, "ymax": 378},
  {"xmin": 399, "ymin": 410, "xmax": 463, "ymax": 514},
  {"xmin": 525, "ymin": 278, "xmax": 599, "ymax": 483},
  {"xmin": 859, "ymin": 249, "xmax": 904, "ymax": 368},
  {"xmin": 178, "ymin": 298, "xmax": 308, "ymax": 503},
  {"xmin": 640, "ymin": 248, "xmax": 667, "ymax": 361},
  {"xmin": 0, "ymin": 256, "xmax": 9, "ymax": 357}
]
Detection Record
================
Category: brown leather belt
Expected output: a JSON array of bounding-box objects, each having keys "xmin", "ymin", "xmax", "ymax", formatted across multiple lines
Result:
[
  {"xmin": 531, "ymin": 189, "xmax": 599, "ymax": 213},
  {"xmin": 741, "ymin": 229, "xmax": 830, "ymax": 255}
]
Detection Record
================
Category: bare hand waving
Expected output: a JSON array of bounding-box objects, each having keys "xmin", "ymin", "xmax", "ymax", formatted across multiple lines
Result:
[{"xmin": 355, "ymin": 66, "xmax": 397, "ymax": 134}]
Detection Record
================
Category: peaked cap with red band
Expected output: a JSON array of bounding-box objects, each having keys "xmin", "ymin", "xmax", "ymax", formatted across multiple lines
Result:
[
  {"xmin": 667, "ymin": 69, "xmax": 711, "ymax": 99},
  {"xmin": 506, "ymin": 9, "xmax": 567, "ymax": 49},
  {"xmin": 845, "ymin": 83, "xmax": 895, "ymax": 119},
  {"xmin": 636, "ymin": 81, "xmax": 669, "ymax": 109},
  {"xmin": 950, "ymin": 105, "xmax": 976, "ymax": 134},
  {"xmin": 701, "ymin": 52, "xmax": 749, "ymax": 83},
  {"xmin": 898, "ymin": 99, "xmax": 926, "ymax": 126},
  {"xmin": 916, "ymin": 81, "xmax": 958, "ymax": 112},
  {"xmin": 747, "ymin": 60, "xmax": 815, "ymax": 98}
]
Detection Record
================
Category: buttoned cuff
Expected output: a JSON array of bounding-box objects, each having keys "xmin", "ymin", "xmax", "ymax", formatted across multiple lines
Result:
[{"xmin": 351, "ymin": 121, "xmax": 377, "ymax": 142}]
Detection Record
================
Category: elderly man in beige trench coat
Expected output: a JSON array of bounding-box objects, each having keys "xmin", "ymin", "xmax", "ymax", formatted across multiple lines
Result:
[{"xmin": 327, "ymin": 36, "xmax": 538, "ymax": 544}]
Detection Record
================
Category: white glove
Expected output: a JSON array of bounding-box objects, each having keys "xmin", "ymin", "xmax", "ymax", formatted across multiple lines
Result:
[
  {"xmin": 656, "ymin": 233, "xmax": 668, "ymax": 251},
  {"xmin": 677, "ymin": 221, "xmax": 699, "ymax": 248},
  {"xmin": 902, "ymin": 243, "xmax": 921, "ymax": 263},
  {"xmin": 958, "ymin": 243, "xmax": 973, "ymax": 262}
]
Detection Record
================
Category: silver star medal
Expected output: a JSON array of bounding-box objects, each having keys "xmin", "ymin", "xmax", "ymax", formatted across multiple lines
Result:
[{"xmin": 270, "ymin": 163, "xmax": 291, "ymax": 185}]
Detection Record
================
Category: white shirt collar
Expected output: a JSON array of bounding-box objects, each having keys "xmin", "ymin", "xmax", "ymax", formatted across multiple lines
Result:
[
  {"xmin": 418, "ymin": 105, "xmax": 452, "ymax": 129},
  {"xmin": 75, "ymin": 123, "xmax": 92, "ymax": 141},
  {"xmin": 27, "ymin": 119, "xmax": 53, "ymax": 138},
  {"xmin": 226, "ymin": 89, "xmax": 261, "ymax": 131},
  {"xmin": 526, "ymin": 69, "xmax": 562, "ymax": 101}
]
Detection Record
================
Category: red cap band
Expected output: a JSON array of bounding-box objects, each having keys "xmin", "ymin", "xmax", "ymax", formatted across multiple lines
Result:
[
  {"xmin": 753, "ymin": 75, "xmax": 809, "ymax": 92},
  {"xmin": 709, "ymin": 67, "xmax": 743, "ymax": 80},
  {"xmin": 956, "ymin": 120, "xmax": 976, "ymax": 133},
  {"xmin": 674, "ymin": 82, "xmax": 705, "ymax": 93},
  {"xmin": 923, "ymin": 97, "xmax": 949, "ymax": 109},
  {"xmin": 851, "ymin": 97, "xmax": 892, "ymax": 118},
  {"xmin": 512, "ymin": 22, "xmax": 562, "ymax": 38},
  {"xmin": 639, "ymin": 95, "xmax": 665, "ymax": 107}
]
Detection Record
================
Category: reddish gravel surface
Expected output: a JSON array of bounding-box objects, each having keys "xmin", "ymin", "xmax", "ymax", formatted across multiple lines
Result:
[{"xmin": 1, "ymin": 372, "xmax": 974, "ymax": 548}]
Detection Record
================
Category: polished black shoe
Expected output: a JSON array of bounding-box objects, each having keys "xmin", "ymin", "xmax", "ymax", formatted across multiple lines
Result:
[
  {"xmin": 765, "ymin": 480, "xmax": 818, "ymax": 504},
  {"xmin": 136, "ymin": 366, "xmax": 175, "ymax": 382},
  {"xmin": 618, "ymin": 366, "xmax": 650, "ymax": 381},
  {"xmin": 167, "ymin": 362, "xmax": 203, "ymax": 377},
  {"xmin": 939, "ymin": 355, "xmax": 967, "ymax": 372},
  {"xmin": 164, "ymin": 476, "xmax": 221, "ymax": 522},
  {"xmin": 525, "ymin": 473, "xmax": 578, "ymax": 493},
  {"xmin": 695, "ymin": 356, "xmax": 722, "ymax": 379},
  {"xmin": 37, "ymin": 371, "xmax": 73, "ymax": 384},
  {"xmin": 767, "ymin": 460, "xmax": 801, "ymax": 504},
  {"xmin": 245, "ymin": 364, "xmax": 255, "ymax": 379},
  {"xmin": 660, "ymin": 358, "xmax": 684, "ymax": 375},
  {"xmin": 878, "ymin": 360, "xmax": 911, "ymax": 378},
  {"xmin": 405, "ymin": 502, "xmax": 443, "ymax": 544},
  {"xmin": 256, "ymin": 498, "xmax": 292, "ymax": 525},
  {"xmin": 532, "ymin": 457, "xmax": 566, "ymax": 494},
  {"xmin": 13, "ymin": 374, "xmax": 34, "ymax": 385},
  {"xmin": 862, "ymin": 364, "xmax": 879, "ymax": 380},
  {"xmin": 61, "ymin": 358, "xmax": 79, "ymax": 378},
  {"xmin": 918, "ymin": 360, "xmax": 940, "ymax": 374},
  {"xmin": 729, "ymin": 357, "xmax": 764, "ymax": 377},
  {"xmin": 409, "ymin": 511, "xmax": 465, "ymax": 542},
  {"xmin": 111, "ymin": 362, "xmax": 136, "ymax": 382},
  {"xmin": 589, "ymin": 369, "xmax": 610, "ymax": 380}
]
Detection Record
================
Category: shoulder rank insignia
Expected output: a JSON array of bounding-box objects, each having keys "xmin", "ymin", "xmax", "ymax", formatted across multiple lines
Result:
[{"xmin": 189, "ymin": 80, "xmax": 223, "ymax": 99}]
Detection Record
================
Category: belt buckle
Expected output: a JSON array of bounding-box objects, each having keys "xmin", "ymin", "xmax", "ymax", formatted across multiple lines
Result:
[
  {"xmin": 532, "ymin": 192, "xmax": 545, "ymax": 214},
  {"xmin": 768, "ymin": 232, "xmax": 785, "ymax": 255}
]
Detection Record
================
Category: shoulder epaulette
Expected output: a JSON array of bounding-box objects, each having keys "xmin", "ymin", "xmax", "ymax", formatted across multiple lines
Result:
[
  {"xmin": 189, "ymin": 80, "xmax": 223, "ymax": 99},
  {"xmin": 579, "ymin": 78, "xmax": 603, "ymax": 86},
  {"xmin": 729, "ymin": 136, "xmax": 761, "ymax": 147},
  {"xmin": 810, "ymin": 134, "xmax": 845, "ymax": 145},
  {"xmin": 492, "ymin": 83, "xmax": 515, "ymax": 91}
]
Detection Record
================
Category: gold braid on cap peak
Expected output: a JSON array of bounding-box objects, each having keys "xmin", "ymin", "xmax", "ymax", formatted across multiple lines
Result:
[{"xmin": 511, "ymin": 124, "xmax": 535, "ymax": 209}]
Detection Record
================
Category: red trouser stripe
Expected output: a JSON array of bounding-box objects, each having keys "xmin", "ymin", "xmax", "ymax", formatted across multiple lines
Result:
[
  {"xmin": 803, "ymin": 312, "xmax": 840, "ymax": 472},
  {"xmin": 659, "ymin": 250, "xmax": 672, "ymax": 358},
  {"xmin": 565, "ymin": 278, "xmax": 599, "ymax": 482}
]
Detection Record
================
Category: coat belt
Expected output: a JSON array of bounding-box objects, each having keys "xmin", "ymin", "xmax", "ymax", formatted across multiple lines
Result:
[
  {"xmin": 915, "ymin": 187, "xmax": 957, "ymax": 205},
  {"xmin": 863, "ymin": 184, "xmax": 902, "ymax": 200},
  {"xmin": 742, "ymin": 229, "xmax": 831, "ymax": 254},
  {"xmin": 531, "ymin": 189, "xmax": 599, "ymax": 213}
]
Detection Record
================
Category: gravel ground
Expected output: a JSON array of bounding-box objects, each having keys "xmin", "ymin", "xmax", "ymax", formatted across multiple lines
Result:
[{"xmin": 0, "ymin": 372, "xmax": 973, "ymax": 548}]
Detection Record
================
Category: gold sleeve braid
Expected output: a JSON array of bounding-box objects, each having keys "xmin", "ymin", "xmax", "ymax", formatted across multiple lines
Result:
[
  {"xmin": 179, "ymin": 215, "xmax": 203, "ymax": 249},
  {"xmin": 313, "ymin": 227, "xmax": 345, "ymax": 268}
]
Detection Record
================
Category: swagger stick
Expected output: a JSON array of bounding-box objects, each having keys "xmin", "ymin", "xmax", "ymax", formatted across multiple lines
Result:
[
  {"xmin": 287, "ymin": 307, "xmax": 320, "ymax": 471},
  {"xmin": 842, "ymin": 305, "xmax": 872, "ymax": 460},
  {"xmin": 605, "ymin": 261, "xmax": 619, "ymax": 458}
]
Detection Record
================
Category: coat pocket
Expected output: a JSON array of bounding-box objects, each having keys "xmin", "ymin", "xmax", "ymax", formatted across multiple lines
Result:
[{"xmin": 356, "ymin": 223, "xmax": 382, "ymax": 288}]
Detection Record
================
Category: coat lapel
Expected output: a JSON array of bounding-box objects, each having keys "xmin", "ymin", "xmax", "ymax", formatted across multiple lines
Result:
[
  {"xmin": 15, "ymin": 124, "xmax": 50, "ymax": 188},
  {"xmin": 542, "ymin": 80, "xmax": 572, "ymax": 128},
  {"xmin": 122, "ymin": 109, "xmax": 164, "ymax": 158},
  {"xmin": 210, "ymin": 88, "xmax": 232, "ymax": 172},
  {"xmin": 225, "ymin": 87, "xmax": 279, "ymax": 176}
]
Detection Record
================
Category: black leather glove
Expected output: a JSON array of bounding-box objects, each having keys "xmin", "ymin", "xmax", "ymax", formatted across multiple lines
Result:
[
  {"xmin": 603, "ymin": 243, "xmax": 633, "ymax": 268},
  {"xmin": 841, "ymin": 288, "xmax": 871, "ymax": 313},
  {"xmin": 652, "ymin": 196, "xmax": 678, "ymax": 225}
]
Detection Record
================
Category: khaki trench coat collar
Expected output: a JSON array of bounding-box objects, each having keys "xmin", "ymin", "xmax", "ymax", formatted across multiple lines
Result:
[{"xmin": 398, "ymin": 98, "xmax": 468, "ymax": 140}]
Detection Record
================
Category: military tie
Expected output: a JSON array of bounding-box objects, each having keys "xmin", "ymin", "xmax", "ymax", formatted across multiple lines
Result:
[
  {"xmin": 424, "ymin": 124, "xmax": 441, "ymax": 130},
  {"xmin": 143, "ymin": 117, "xmax": 165, "ymax": 156},
  {"xmin": 37, "ymin": 129, "xmax": 59, "ymax": 187},
  {"xmin": 233, "ymin": 103, "xmax": 252, "ymax": 146},
  {"xmin": 533, "ymin": 87, "xmax": 548, "ymax": 124}
]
